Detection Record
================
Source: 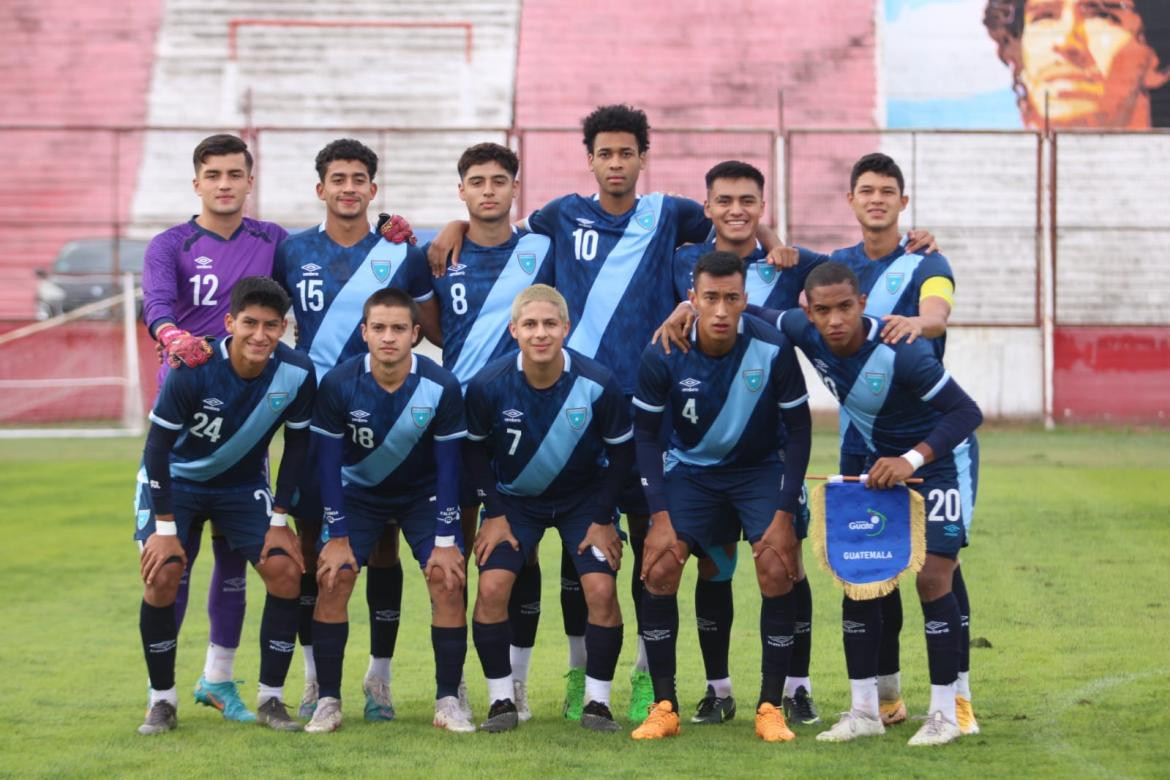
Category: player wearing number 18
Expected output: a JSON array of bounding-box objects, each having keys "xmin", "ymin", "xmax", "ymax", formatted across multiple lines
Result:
[
  {"xmin": 773, "ymin": 262, "xmax": 982, "ymax": 747},
  {"xmin": 133, "ymin": 277, "xmax": 316, "ymax": 735}
]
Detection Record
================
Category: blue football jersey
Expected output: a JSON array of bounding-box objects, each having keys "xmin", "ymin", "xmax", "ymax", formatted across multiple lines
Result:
[
  {"xmin": 526, "ymin": 193, "xmax": 711, "ymax": 393},
  {"xmin": 274, "ymin": 224, "xmax": 432, "ymax": 381},
  {"xmin": 421, "ymin": 229, "xmax": 554, "ymax": 390},
  {"xmin": 311, "ymin": 353, "xmax": 466, "ymax": 496},
  {"xmin": 672, "ymin": 241, "xmax": 827, "ymax": 309},
  {"xmin": 779, "ymin": 310, "xmax": 958, "ymax": 461},
  {"xmin": 148, "ymin": 339, "xmax": 315, "ymax": 489},
  {"xmin": 633, "ymin": 315, "xmax": 808, "ymax": 472},
  {"xmin": 464, "ymin": 348, "xmax": 633, "ymax": 501}
]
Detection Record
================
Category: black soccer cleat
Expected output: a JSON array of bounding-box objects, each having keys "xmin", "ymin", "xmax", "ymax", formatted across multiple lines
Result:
[
  {"xmin": 581, "ymin": 700, "xmax": 621, "ymax": 733},
  {"xmin": 479, "ymin": 698, "xmax": 519, "ymax": 733},
  {"xmin": 782, "ymin": 685, "xmax": 821, "ymax": 725},
  {"xmin": 691, "ymin": 685, "xmax": 737, "ymax": 725}
]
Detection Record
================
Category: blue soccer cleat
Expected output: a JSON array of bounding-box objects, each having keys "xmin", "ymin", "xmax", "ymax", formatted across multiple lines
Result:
[{"xmin": 193, "ymin": 676, "xmax": 257, "ymax": 723}]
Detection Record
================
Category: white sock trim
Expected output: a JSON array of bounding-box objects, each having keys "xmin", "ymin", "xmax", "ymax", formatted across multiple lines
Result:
[
  {"xmin": 584, "ymin": 675, "xmax": 612, "ymax": 707},
  {"xmin": 567, "ymin": 635, "xmax": 587, "ymax": 669}
]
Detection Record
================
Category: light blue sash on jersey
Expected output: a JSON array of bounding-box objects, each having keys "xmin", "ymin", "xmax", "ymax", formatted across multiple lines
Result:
[
  {"xmin": 451, "ymin": 233, "xmax": 550, "ymax": 387},
  {"xmin": 310, "ymin": 240, "xmax": 408, "ymax": 380},
  {"xmin": 809, "ymin": 480, "xmax": 925, "ymax": 600},
  {"xmin": 568, "ymin": 193, "xmax": 665, "ymax": 358},
  {"xmin": 171, "ymin": 361, "xmax": 310, "ymax": 482},
  {"xmin": 745, "ymin": 259, "xmax": 778, "ymax": 304},
  {"xmin": 341, "ymin": 375, "xmax": 446, "ymax": 488},
  {"xmin": 500, "ymin": 375, "xmax": 604, "ymax": 496},
  {"xmin": 863, "ymin": 253, "xmax": 923, "ymax": 317},
  {"xmin": 839, "ymin": 344, "xmax": 896, "ymax": 452}
]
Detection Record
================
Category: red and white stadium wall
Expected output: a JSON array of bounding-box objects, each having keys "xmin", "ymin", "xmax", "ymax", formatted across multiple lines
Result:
[{"xmin": 1053, "ymin": 327, "xmax": 1170, "ymax": 424}]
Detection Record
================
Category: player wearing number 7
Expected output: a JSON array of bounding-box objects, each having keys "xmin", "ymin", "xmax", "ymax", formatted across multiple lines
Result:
[
  {"xmin": 770, "ymin": 262, "xmax": 982, "ymax": 747},
  {"xmin": 133, "ymin": 277, "xmax": 316, "ymax": 735}
]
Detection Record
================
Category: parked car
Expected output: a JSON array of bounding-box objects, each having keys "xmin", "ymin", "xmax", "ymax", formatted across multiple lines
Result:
[{"xmin": 35, "ymin": 238, "xmax": 149, "ymax": 320}]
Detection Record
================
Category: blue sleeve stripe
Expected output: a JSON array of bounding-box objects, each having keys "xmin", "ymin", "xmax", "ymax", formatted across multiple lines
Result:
[
  {"xmin": 414, "ymin": 290, "xmax": 435, "ymax": 302},
  {"xmin": 286, "ymin": 419, "xmax": 311, "ymax": 429},
  {"xmin": 309, "ymin": 425, "xmax": 344, "ymax": 439},
  {"xmin": 434, "ymin": 430, "xmax": 468, "ymax": 442},
  {"xmin": 632, "ymin": 397, "xmax": 665, "ymax": 413},
  {"xmin": 466, "ymin": 432, "xmax": 489, "ymax": 442},
  {"xmin": 148, "ymin": 411, "xmax": 184, "ymax": 431},
  {"xmin": 922, "ymin": 371, "xmax": 951, "ymax": 402},
  {"xmin": 778, "ymin": 393, "xmax": 809, "ymax": 410},
  {"xmin": 604, "ymin": 428, "xmax": 634, "ymax": 445}
]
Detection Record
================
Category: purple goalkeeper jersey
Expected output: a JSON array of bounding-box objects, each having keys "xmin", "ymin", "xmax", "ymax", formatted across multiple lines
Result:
[{"xmin": 142, "ymin": 217, "xmax": 288, "ymax": 339}]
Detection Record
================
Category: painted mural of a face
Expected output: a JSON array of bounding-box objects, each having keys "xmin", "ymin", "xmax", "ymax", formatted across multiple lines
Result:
[{"xmin": 985, "ymin": 0, "xmax": 1170, "ymax": 127}]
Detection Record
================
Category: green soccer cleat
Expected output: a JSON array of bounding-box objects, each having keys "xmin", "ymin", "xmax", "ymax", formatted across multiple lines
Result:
[
  {"xmin": 193, "ymin": 676, "xmax": 257, "ymax": 723},
  {"xmin": 362, "ymin": 677, "xmax": 396, "ymax": 722},
  {"xmin": 628, "ymin": 669, "xmax": 655, "ymax": 723},
  {"xmin": 563, "ymin": 667, "xmax": 585, "ymax": 721}
]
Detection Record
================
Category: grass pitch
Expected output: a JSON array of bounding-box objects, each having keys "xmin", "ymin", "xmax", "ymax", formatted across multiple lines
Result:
[{"xmin": 0, "ymin": 427, "xmax": 1167, "ymax": 778}]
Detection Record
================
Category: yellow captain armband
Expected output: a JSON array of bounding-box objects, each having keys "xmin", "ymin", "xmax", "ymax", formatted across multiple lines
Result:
[{"xmin": 919, "ymin": 276, "xmax": 955, "ymax": 308}]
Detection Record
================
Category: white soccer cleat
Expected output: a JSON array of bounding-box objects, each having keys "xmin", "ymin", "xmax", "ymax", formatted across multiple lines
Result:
[
  {"xmin": 434, "ymin": 695, "xmax": 476, "ymax": 733},
  {"xmin": 816, "ymin": 710, "xmax": 886, "ymax": 742},
  {"xmin": 457, "ymin": 678, "xmax": 473, "ymax": 721},
  {"xmin": 514, "ymin": 680, "xmax": 532, "ymax": 722},
  {"xmin": 304, "ymin": 696, "xmax": 342, "ymax": 733},
  {"xmin": 907, "ymin": 710, "xmax": 961, "ymax": 746}
]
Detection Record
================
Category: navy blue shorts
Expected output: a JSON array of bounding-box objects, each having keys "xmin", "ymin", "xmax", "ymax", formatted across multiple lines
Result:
[
  {"xmin": 479, "ymin": 491, "xmax": 616, "ymax": 578},
  {"xmin": 663, "ymin": 463, "xmax": 783, "ymax": 553},
  {"xmin": 322, "ymin": 487, "xmax": 453, "ymax": 569},
  {"xmin": 914, "ymin": 436, "xmax": 979, "ymax": 557},
  {"xmin": 134, "ymin": 468, "xmax": 271, "ymax": 564},
  {"xmin": 290, "ymin": 439, "xmax": 323, "ymax": 539}
]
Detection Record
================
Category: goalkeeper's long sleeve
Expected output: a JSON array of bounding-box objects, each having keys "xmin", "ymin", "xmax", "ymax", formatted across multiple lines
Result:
[{"xmin": 143, "ymin": 423, "xmax": 182, "ymax": 516}]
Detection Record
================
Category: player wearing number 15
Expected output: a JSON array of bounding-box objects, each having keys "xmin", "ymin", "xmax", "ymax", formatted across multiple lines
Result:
[
  {"xmin": 774, "ymin": 262, "xmax": 982, "ymax": 747},
  {"xmin": 134, "ymin": 278, "xmax": 316, "ymax": 735}
]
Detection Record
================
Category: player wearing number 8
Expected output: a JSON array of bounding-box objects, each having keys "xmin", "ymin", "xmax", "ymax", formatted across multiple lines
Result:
[{"xmin": 771, "ymin": 262, "xmax": 982, "ymax": 746}]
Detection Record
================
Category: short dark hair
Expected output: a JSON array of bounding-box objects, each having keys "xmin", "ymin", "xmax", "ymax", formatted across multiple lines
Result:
[
  {"xmin": 230, "ymin": 276, "xmax": 290, "ymax": 317},
  {"xmin": 193, "ymin": 134, "xmax": 252, "ymax": 173},
  {"xmin": 693, "ymin": 250, "xmax": 747, "ymax": 286},
  {"xmin": 804, "ymin": 261, "xmax": 861, "ymax": 298},
  {"xmin": 984, "ymin": 0, "xmax": 1170, "ymax": 127},
  {"xmin": 849, "ymin": 153, "xmax": 905, "ymax": 194},
  {"xmin": 582, "ymin": 104, "xmax": 650, "ymax": 154},
  {"xmin": 315, "ymin": 138, "xmax": 378, "ymax": 181},
  {"xmin": 457, "ymin": 142, "xmax": 519, "ymax": 179},
  {"xmin": 705, "ymin": 160, "xmax": 765, "ymax": 191},
  {"xmin": 363, "ymin": 287, "xmax": 418, "ymax": 325}
]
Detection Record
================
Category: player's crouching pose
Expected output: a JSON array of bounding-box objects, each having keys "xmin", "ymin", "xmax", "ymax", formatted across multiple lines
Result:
[
  {"xmin": 306, "ymin": 288, "xmax": 470, "ymax": 734},
  {"xmin": 464, "ymin": 285, "xmax": 634, "ymax": 733},
  {"xmin": 774, "ymin": 262, "xmax": 982, "ymax": 747},
  {"xmin": 135, "ymin": 277, "xmax": 315, "ymax": 734},
  {"xmin": 631, "ymin": 251, "xmax": 812, "ymax": 742}
]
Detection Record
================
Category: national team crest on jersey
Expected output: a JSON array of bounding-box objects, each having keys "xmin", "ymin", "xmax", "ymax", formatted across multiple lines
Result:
[
  {"xmin": 636, "ymin": 211, "xmax": 655, "ymax": 230},
  {"xmin": 517, "ymin": 252, "xmax": 537, "ymax": 274},
  {"xmin": 755, "ymin": 263, "xmax": 776, "ymax": 284},
  {"xmin": 865, "ymin": 371, "xmax": 886, "ymax": 395},
  {"xmin": 268, "ymin": 392, "xmax": 289, "ymax": 412},
  {"xmin": 885, "ymin": 273, "xmax": 904, "ymax": 295},
  {"xmin": 411, "ymin": 406, "xmax": 433, "ymax": 429},
  {"xmin": 566, "ymin": 407, "xmax": 588, "ymax": 430},
  {"xmin": 742, "ymin": 369, "xmax": 764, "ymax": 393},
  {"xmin": 371, "ymin": 259, "xmax": 392, "ymax": 283}
]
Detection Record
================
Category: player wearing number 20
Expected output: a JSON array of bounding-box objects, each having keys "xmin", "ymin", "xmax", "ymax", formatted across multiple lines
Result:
[
  {"xmin": 134, "ymin": 278, "xmax": 316, "ymax": 735},
  {"xmin": 775, "ymin": 262, "xmax": 981, "ymax": 747}
]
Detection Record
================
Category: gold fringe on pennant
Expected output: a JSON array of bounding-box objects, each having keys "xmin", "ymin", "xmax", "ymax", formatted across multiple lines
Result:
[{"xmin": 808, "ymin": 483, "xmax": 927, "ymax": 601}]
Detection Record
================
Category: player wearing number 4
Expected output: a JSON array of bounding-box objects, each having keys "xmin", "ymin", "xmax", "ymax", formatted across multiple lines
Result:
[
  {"xmin": 134, "ymin": 277, "xmax": 315, "ymax": 734},
  {"xmin": 305, "ymin": 288, "xmax": 470, "ymax": 734},
  {"xmin": 273, "ymin": 139, "xmax": 433, "ymax": 723},
  {"xmin": 141, "ymin": 134, "xmax": 288, "ymax": 724},
  {"xmin": 463, "ymin": 285, "xmax": 634, "ymax": 733},
  {"xmin": 770, "ymin": 262, "xmax": 981, "ymax": 746}
]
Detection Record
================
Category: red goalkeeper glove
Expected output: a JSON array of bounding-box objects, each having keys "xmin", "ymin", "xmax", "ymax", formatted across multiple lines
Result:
[
  {"xmin": 157, "ymin": 324, "xmax": 212, "ymax": 369},
  {"xmin": 377, "ymin": 213, "xmax": 417, "ymax": 246}
]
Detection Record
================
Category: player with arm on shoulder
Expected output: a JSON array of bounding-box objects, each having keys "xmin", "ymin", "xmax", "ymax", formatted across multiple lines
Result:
[
  {"xmin": 272, "ymin": 138, "xmax": 431, "ymax": 721},
  {"xmin": 134, "ymin": 277, "xmax": 315, "ymax": 734},
  {"xmin": 303, "ymin": 288, "xmax": 470, "ymax": 733},
  {"xmin": 464, "ymin": 285, "xmax": 633, "ymax": 733},
  {"xmin": 630, "ymin": 251, "xmax": 812, "ymax": 743},
  {"xmin": 421, "ymin": 142, "xmax": 554, "ymax": 720},
  {"xmin": 777, "ymin": 262, "xmax": 981, "ymax": 747},
  {"xmin": 140, "ymin": 134, "xmax": 288, "ymax": 723}
]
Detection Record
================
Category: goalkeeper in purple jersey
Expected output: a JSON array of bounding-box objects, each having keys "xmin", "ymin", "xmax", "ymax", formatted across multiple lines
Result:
[{"xmin": 140, "ymin": 134, "xmax": 287, "ymax": 723}]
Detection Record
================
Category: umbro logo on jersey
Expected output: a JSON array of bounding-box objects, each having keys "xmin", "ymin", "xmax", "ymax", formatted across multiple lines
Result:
[
  {"xmin": 300, "ymin": 263, "xmax": 322, "ymax": 275},
  {"xmin": 575, "ymin": 218, "xmax": 595, "ymax": 228},
  {"xmin": 503, "ymin": 409, "xmax": 524, "ymax": 420},
  {"xmin": 202, "ymin": 398, "xmax": 224, "ymax": 410},
  {"xmin": 194, "ymin": 256, "xmax": 213, "ymax": 268},
  {"xmin": 679, "ymin": 378, "xmax": 702, "ymax": 393},
  {"xmin": 349, "ymin": 409, "xmax": 371, "ymax": 421},
  {"xmin": 924, "ymin": 621, "xmax": 950, "ymax": 635},
  {"xmin": 447, "ymin": 263, "xmax": 467, "ymax": 277}
]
